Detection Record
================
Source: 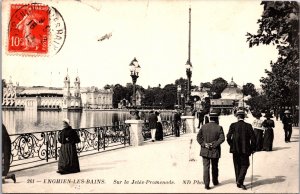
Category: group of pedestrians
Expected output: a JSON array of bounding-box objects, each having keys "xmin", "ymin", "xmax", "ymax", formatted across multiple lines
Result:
[
  {"xmin": 196, "ymin": 108, "xmax": 285, "ymax": 190},
  {"xmin": 196, "ymin": 108, "xmax": 297, "ymax": 190},
  {"xmin": 148, "ymin": 111, "xmax": 164, "ymax": 142},
  {"xmin": 252, "ymin": 111, "xmax": 274, "ymax": 151}
]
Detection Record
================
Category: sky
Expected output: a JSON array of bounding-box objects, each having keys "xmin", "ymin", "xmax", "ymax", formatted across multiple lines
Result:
[{"xmin": 2, "ymin": 0, "xmax": 279, "ymax": 89}]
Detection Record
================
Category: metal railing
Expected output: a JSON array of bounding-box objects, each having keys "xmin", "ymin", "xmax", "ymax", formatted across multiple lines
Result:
[
  {"xmin": 8, "ymin": 119, "xmax": 187, "ymax": 168},
  {"xmin": 142, "ymin": 120, "xmax": 186, "ymax": 140},
  {"xmin": 9, "ymin": 124, "xmax": 130, "ymax": 167}
]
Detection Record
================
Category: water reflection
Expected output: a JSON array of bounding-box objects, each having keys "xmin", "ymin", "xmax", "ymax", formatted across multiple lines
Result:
[{"xmin": 3, "ymin": 110, "xmax": 175, "ymax": 134}]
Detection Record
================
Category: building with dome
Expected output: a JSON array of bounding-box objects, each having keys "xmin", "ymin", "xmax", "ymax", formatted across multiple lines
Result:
[
  {"xmin": 210, "ymin": 78, "xmax": 244, "ymax": 113},
  {"xmin": 220, "ymin": 77, "xmax": 243, "ymax": 100}
]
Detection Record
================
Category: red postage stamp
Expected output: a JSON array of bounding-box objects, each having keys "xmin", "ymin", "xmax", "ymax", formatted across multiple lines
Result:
[{"xmin": 8, "ymin": 4, "xmax": 50, "ymax": 54}]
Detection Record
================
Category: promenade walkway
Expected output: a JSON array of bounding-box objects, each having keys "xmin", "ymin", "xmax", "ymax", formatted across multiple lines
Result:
[{"xmin": 2, "ymin": 114, "xmax": 299, "ymax": 193}]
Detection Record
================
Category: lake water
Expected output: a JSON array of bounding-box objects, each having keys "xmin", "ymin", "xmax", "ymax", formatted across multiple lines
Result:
[{"xmin": 2, "ymin": 110, "xmax": 174, "ymax": 134}]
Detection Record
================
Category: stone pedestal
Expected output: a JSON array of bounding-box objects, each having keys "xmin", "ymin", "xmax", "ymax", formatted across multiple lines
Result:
[
  {"xmin": 125, "ymin": 120, "xmax": 144, "ymax": 146},
  {"xmin": 181, "ymin": 115, "xmax": 196, "ymax": 133}
]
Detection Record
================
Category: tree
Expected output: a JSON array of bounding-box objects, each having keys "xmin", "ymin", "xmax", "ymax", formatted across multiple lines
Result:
[
  {"xmin": 242, "ymin": 83, "xmax": 258, "ymax": 97},
  {"xmin": 104, "ymin": 84, "xmax": 113, "ymax": 90},
  {"xmin": 143, "ymin": 87, "xmax": 155, "ymax": 107},
  {"xmin": 153, "ymin": 87, "xmax": 164, "ymax": 106},
  {"xmin": 175, "ymin": 77, "xmax": 188, "ymax": 91},
  {"xmin": 112, "ymin": 84, "xmax": 128, "ymax": 108},
  {"xmin": 163, "ymin": 84, "xmax": 177, "ymax": 109},
  {"xmin": 246, "ymin": 1, "xmax": 299, "ymax": 109},
  {"xmin": 211, "ymin": 77, "xmax": 228, "ymax": 99},
  {"xmin": 201, "ymin": 82, "xmax": 212, "ymax": 89},
  {"xmin": 246, "ymin": 94, "xmax": 270, "ymax": 111}
]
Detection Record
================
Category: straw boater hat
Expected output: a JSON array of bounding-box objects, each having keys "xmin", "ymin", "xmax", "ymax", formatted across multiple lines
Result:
[
  {"xmin": 63, "ymin": 118, "xmax": 70, "ymax": 125},
  {"xmin": 264, "ymin": 112, "xmax": 273, "ymax": 118},
  {"xmin": 284, "ymin": 110, "xmax": 291, "ymax": 114}
]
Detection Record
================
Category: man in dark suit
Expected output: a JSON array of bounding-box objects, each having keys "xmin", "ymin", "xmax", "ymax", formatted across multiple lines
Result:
[
  {"xmin": 227, "ymin": 110, "xmax": 256, "ymax": 190},
  {"xmin": 282, "ymin": 110, "xmax": 293, "ymax": 143},
  {"xmin": 197, "ymin": 110, "xmax": 205, "ymax": 128},
  {"xmin": 197, "ymin": 111, "xmax": 225, "ymax": 190},
  {"xmin": 173, "ymin": 109, "xmax": 181, "ymax": 137}
]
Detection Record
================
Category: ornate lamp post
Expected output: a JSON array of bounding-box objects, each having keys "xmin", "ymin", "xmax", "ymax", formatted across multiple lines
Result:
[
  {"xmin": 183, "ymin": 6, "xmax": 193, "ymax": 115},
  {"xmin": 129, "ymin": 57, "xmax": 141, "ymax": 108}
]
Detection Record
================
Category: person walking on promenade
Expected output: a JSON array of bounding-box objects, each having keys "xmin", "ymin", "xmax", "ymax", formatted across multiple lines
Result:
[
  {"xmin": 155, "ymin": 111, "xmax": 163, "ymax": 141},
  {"xmin": 57, "ymin": 119, "xmax": 81, "ymax": 174},
  {"xmin": 262, "ymin": 112, "xmax": 275, "ymax": 151},
  {"xmin": 279, "ymin": 109, "xmax": 284, "ymax": 121},
  {"xmin": 293, "ymin": 109, "xmax": 299, "ymax": 127},
  {"xmin": 2, "ymin": 124, "xmax": 16, "ymax": 183},
  {"xmin": 274, "ymin": 109, "xmax": 279, "ymax": 121},
  {"xmin": 173, "ymin": 109, "xmax": 181, "ymax": 137},
  {"xmin": 282, "ymin": 110, "xmax": 293, "ymax": 143},
  {"xmin": 148, "ymin": 111, "xmax": 158, "ymax": 142},
  {"xmin": 226, "ymin": 110, "xmax": 256, "ymax": 190},
  {"xmin": 139, "ymin": 111, "xmax": 146, "ymax": 122},
  {"xmin": 252, "ymin": 111, "xmax": 264, "ymax": 151},
  {"xmin": 197, "ymin": 111, "xmax": 225, "ymax": 190},
  {"xmin": 197, "ymin": 110, "xmax": 205, "ymax": 128},
  {"xmin": 204, "ymin": 115, "xmax": 209, "ymax": 124}
]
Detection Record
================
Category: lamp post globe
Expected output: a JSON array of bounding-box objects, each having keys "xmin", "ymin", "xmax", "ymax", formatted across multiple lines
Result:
[
  {"xmin": 177, "ymin": 85, "xmax": 182, "ymax": 92},
  {"xmin": 185, "ymin": 60, "xmax": 192, "ymax": 104},
  {"xmin": 177, "ymin": 85, "xmax": 182, "ymax": 108},
  {"xmin": 181, "ymin": 93, "xmax": 185, "ymax": 110}
]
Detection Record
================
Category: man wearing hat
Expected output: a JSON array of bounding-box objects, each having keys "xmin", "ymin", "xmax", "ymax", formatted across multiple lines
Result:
[
  {"xmin": 173, "ymin": 109, "xmax": 181, "ymax": 137},
  {"xmin": 227, "ymin": 110, "xmax": 256, "ymax": 190},
  {"xmin": 282, "ymin": 110, "xmax": 293, "ymax": 143},
  {"xmin": 197, "ymin": 109, "xmax": 205, "ymax": 129},
  {"xmin": 148, "ymin": 110, "xmax": 158, "ymax": 142},
  {"xmin": 197, "ymin": 110, "xmax": 225, "ymax": 190}
]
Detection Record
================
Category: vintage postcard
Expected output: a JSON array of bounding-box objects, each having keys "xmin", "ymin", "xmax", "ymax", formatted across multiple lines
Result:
[{"xmin": 1, "ymin": 0, "xmax": 299, "ymax": 193}]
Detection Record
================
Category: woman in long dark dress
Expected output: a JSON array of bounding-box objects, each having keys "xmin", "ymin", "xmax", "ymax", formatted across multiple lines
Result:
[
  {"xmin": 155, "ymin": 112, "xmax": 163, "ymax": 141},
  {"xmin": 57, "ymin": 119, "xmax": 81, "ymax": 174},
  {"xmin": 2, "ymin": 124, "xmax": 16, "ymax": 183},
  {"xmin": 262, "ymin": 113, "xmax": 275, "ymax": 151}
]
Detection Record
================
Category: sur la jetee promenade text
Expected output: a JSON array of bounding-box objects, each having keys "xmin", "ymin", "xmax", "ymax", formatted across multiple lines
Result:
[{"xmin": 31, "ymin": 178, "xmax": 203, "ymax": 185}]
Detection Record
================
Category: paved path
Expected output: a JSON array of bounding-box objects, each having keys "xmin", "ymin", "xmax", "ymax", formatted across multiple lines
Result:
[{"xmin": 2, "ymin": 114, "xmax": 299, "ymax": 193}]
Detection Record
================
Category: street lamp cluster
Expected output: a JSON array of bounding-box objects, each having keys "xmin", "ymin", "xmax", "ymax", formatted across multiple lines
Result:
[
  {"xmin": 128, "ymin": 57, "xmax": 193, "ymax": 112},
  {"xmin": 129, "ymin": 57, "xmax": 141, "ymax": 107}
]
